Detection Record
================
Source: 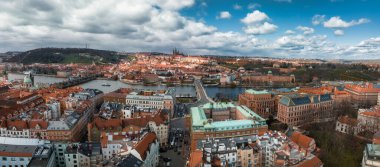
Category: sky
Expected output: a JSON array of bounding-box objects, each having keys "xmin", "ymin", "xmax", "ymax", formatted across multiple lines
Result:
[{"xmin": 0, "ymin": 0, "xmax": 379, "ymax": 59}]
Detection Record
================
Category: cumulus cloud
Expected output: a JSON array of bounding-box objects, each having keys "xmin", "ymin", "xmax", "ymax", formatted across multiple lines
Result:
[
  {"xmin": 241, "ymin": 10, "xmax": 277, "ymax": 35},
  {"xmin": 334, "ymin": 30, "xmax": 344, "ymax": 36},
  {"xmin": 241, "ymin": 10, "xmax": 269, "ymax": 24},
  {"xmin": 323, "ymin": 16, "xmax": 370, "ymax": 28},
  {"xmin": 217, "ymin": 11, "xmax": 232, "ymax": 19},
  {"xmin": 243, "ymin": 22, "xmax": 278, "ymax": 35},
  {"xmin": 0, "ymin": 0, "xmax": 378, "ymax": 59},
  {"xmin": 313, "ymin": 15, "xmax": 370, "ymax": 36},
  {"xmin": 296, "ymin": 26, "xmax": 314, "ymax": 35}
]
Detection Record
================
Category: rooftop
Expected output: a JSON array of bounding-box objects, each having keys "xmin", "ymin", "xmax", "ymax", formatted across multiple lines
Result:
[
  {"xmin": 191, "ymin": 103, "xmax": 266, "ymax": 132},
  {"xmin": 0, "ymin": 144, "xmax": 37, "ymax": 157}
]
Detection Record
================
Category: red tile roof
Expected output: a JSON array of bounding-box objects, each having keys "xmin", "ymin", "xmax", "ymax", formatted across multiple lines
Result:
[
  {"xmin": 134, "ymin": 132, "xmax": 157, "ymax": 160},
  {"xmin": 290, "ymin": 132, "xmax": 313, "ymax": 149},
  {"xmin": 337, "ymin": 116, "xmax": 358, "ymax": 126},
  {"xmin": 189, "ymin": 150, "xmax": 203, "ymax": 167}
]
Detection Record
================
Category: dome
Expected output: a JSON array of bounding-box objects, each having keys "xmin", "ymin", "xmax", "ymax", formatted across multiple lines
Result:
[{"xmin": 268, "ymin": 70, "xmax": 273, "ymax": 74}]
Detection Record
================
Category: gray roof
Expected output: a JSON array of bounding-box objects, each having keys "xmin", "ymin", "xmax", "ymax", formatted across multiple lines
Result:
[{"xmin": 0, "ymin": 144, "xmax": 37, "ymax": 156}]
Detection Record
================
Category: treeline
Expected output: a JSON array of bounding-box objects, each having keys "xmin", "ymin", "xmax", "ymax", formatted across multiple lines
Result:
[{"xmin": 5, "ymin": 48, "xmax": 128, "ymax": 64}]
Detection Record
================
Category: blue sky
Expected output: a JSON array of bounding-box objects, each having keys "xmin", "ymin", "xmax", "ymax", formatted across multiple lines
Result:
[
  {"xmin": 0, "ymin": 0, "xmax": 379, "ymax": 59},
  {"xmin": 181, "ymin": 0, "xmax": 379, "ymax": 45}
]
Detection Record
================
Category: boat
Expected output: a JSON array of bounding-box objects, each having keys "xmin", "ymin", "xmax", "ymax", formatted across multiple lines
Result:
[{"xmin": 101, "ymin": 83, "xmax": 111, "ymax": 86}]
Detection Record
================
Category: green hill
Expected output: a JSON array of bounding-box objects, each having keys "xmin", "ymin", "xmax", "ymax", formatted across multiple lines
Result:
[{"xmin": 6, "ymin": 48, "xmax": 128, "ymax": 64}]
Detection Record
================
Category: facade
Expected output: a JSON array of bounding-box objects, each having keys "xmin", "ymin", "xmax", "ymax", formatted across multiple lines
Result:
[
  {"xmin": 335, "ymin": 116, "xmax": 359, "ymax": 135},
  {"xmin": 64, "ymin": 143, "xmax": 103, "ymax": 167},
  {"xmin": 357, "ymin": 106, "xmax": 380, "ymax": 133},
  {"xmin": 241, "ymin": 71, "xmax": 295, "ymax": 86},
  {"xmin": 0, "ymin": 137, "xmax": 50, "ymax": 167},
  {"xmin": 190, "ymin": 103, "xmax": 268, "ymax": 151},
  {"xmin": 345, "ymin": 83, "xmax": 380, "ymax": 106},
  {"xmin": 239, "ymin": 89, "xmax": 275, "ymax": 118},
  {"xmin": 148, "ymin": 121, "xmax": 169, "ymax": 146},
  {"xmin": 125, "ymin": 91, "xmax": 174, "ymax": 111},
  {"xmin": 277, "ymin": 93, "xmax": 334, "ymax": 126}
]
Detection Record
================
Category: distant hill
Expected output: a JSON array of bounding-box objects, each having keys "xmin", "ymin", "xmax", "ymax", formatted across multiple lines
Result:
[{"xmin": 5, "ymin": 48, "xmax": 128, "ymax": 64}]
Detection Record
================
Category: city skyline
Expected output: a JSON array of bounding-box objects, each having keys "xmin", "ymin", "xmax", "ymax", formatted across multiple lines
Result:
[{"xmin": 0, "ymin": 0, "xmax": 379, "ymax": 59}]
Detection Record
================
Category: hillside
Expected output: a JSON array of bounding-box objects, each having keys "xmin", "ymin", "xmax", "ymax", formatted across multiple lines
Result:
[{"xmin": 5, "ymin": 48, "xmax": 128, "ymax": 64}]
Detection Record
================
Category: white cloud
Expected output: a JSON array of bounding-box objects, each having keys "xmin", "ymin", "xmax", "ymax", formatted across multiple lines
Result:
[
  {"xmin": 241, "ymin": 10, "xmax": 277, "ymax": 35},
  {"xmin": 285, "ymin": 30, "xmax": 295, "ymax": 35},
  {"xmin": 243, "ymin": 22, "xmax": 278, "ymax": 35},
  {"xmin": 233, "ymin": 4, "xmax": 242, "ymax": 10},
  {"xmin": 312, "ymin": 15, "xmax": 325, "ymax": 25},
  {"xmin": 217, "ymin": 11, "xmax": 232, "ymax": 19},
  {"xmin": 323, "ymin": 16, "xmax": 370, "ymax": 28},
  {"xmin": 0, "ymin": 0, "xmax": 378, "ymax": 59},
  {"xmin": 334, "ymin": 29, "xmax": 344, "ymax": 36},
  {"xmin": 241, "ymin": 10, "xmax": 269, "ymax": 24},
  {"xmin": 248, "ymin": 3, "xmax": 261, "ymax": 10},
  {"xmin": 296, "ymin": 26, "xmax": 314, "ymax": 35}
]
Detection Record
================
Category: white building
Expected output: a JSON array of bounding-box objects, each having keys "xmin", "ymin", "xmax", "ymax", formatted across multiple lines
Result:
[
  {"xmin": 124, "ymin": 132, "xmax": 159, "ymax": 167},
  {"xmin": 125, "ymin": 92, "xmax": 174, "ymax": 111},
  {"xmin": 46, "ymin": 101, "xmax": 61, "ymax": 120},
  {"xmin": 64, "ymin": 143, "xmax": 103, "ymax": 167},
  {"xmin": 148, "ymin": 121, "xmax": 169, "ymax": 146},
  {"xmin": 101, "ymin": 133, "xmax": 132, "ymax": 160},
  {"xmin": 0, "ymin": 137, "xmax": 50, "ymax": 167},
  {"xmin": 335, "ymin": 116, "xmax": 359, "ymax": 135},
  {"xmin": 0, "ymin": 120, "xmax": 30, "ymax": 138}
]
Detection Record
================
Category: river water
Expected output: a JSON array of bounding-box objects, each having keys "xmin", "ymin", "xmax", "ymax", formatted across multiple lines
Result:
[{"xmin": 8, "ymin": 73, "xmax": 244, "ymax": 100}]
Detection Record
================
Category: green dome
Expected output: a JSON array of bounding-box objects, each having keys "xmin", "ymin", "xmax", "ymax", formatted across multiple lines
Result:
[{"xmin": 268, "ymin": 70, "xmax": 272, "ymax": 74}]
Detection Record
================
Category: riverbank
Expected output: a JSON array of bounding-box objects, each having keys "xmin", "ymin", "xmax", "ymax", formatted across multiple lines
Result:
[{"xmin": 9, "ymin": 72, "xmax": 61, "ymax": 78}]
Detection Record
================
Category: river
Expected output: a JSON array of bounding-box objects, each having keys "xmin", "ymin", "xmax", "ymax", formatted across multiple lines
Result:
[{"xmin": 8, "ymin": 73, "xmax": 245, "ymax": 100}]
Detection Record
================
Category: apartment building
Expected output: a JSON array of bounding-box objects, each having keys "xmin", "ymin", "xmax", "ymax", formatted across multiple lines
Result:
[
  {"xmin": 125, "ymin": 91, "xmax": 174, "ymax": 111},
  {"xmin": 345, "ymin": 83, "xmax": 380, "ymax": 106},
  {"xmin": 0, "ymin": 137, "xmax": 53, "ymax": 167},
  {"xmin": 188, "ymin": 131, "xmax": 322, "ymax": 167},
  {"xmin": 277, "ymin": 93, "xmax": 334, "ymax": 126},
  {"xmin": 239, "ymin": 89, "xmax": 275, "ymax": 118}
]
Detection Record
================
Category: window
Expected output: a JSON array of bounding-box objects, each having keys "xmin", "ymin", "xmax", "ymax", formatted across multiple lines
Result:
[
  {"xmin": 20, "ymin": 158, "xmax": 24, "ymax": 161},
  {"xmin": 2, "ymin": 157, "xmax": 6, "ymax": 161},
  {"xmin": 11, "ymin": 157, "xmax": 16, "ymax": 161}
]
